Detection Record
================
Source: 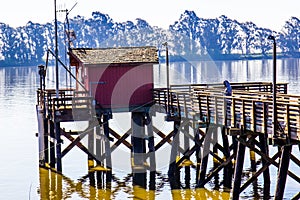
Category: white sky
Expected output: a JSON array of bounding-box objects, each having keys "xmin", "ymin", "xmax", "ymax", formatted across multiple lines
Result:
[{"xmin": 0, "ymin": 0, "xmax": 299, "ymax": 32}]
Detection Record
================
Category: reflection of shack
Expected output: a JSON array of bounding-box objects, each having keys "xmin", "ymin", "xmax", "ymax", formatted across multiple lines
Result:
[{"xmin": 69, "ymin": 47, "xmax": 159, "ymax": 112}]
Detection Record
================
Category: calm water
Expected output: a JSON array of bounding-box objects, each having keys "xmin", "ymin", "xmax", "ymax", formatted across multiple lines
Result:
[{"xmin": 0, "ymin": 58, "xmax": 299, "ymax": 199}]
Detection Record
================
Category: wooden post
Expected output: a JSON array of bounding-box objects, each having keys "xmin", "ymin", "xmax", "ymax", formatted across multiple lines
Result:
[
  {"xmin": 232, "ymin": 128, "xmax": 246, "ymax": 200},
  {"xmin": 259, "ymin": 133, "xmax": 270, "ymax": 198},
  {"xmin": 55, "ymin": 121, "xmax": 62, "ymax": 172},
  {"xmin": 131, "ymin": 112, "xmax": 146, "ymax": 167},
  {"xmin": 49, "ymin": 120, "xmax": 56, "ymax": 168},
  {"xmin": 197, "ymin": 125, "xmax": 215, "ymax": 188},
  {"xmin": 195, "ymin": 128, "xmax": 202, "ymax": 183},
  {"xmin": 95, "ymin": 118, "xmax": 103, "ymax": 188},
  {"xmin": 43, "ymin": 119, "xmax": 49, "ymax": 165},
  {"xmin": 168, "ymin": 120, "xmax": 180, "ymax": 177},
  {"xmin": 88, "ymin": 122, "xmax": 95, "ymax": 186},
  {"xmin": 88, "ymin": 125, "xmax": 95, "ymax": 170},
  {"xmin": 146, "ymin": 112, "xmax": 156, "ymax": 190},
  {"xmin": 37, "ymin": 106, "xmax": 46, "ymax": 165},
  {"xmin": 249, "ymin": 142, "xmax": 256, "ymax": 172},
  {"xmin": 146, "ymin": 112, "xmax": 156, "ymax": 173},
  {"xmin": 131, "ymin": 112, "xmax": 147, "ymax": 188},
  {"xmin": 231, "ymin": 135, "xmax": 238, "ymax": 169},
  {"xmin": 103, "ymin": 113, "xmax": 112, "ymax": 183},
  {"xmin": 184, "ymin": 120, "xmax": 191, "ymax": 188},
  {"xmin": 222, "ymin": 126, "xmax": 232, "ymax": 189},
  {"xmin": 274, "ymin": 145, "xmax": 292, "ymax": 200}
]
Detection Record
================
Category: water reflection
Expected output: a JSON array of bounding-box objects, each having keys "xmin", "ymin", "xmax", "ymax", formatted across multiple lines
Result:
[
  {"xmin": 38, "ymin": 168, "xmax": 230, "ymax": 199},
  {"xmin": 154, "ymin": 58, "xmax": 300, "ymax": 94}
]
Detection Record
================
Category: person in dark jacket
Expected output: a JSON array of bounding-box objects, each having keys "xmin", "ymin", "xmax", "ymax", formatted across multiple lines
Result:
[
  {"xmin": 223, "ymin": 80, "xmax": 232, "ymax": 128},
  {"xmin": 223, "ymin": 80, "xmax": 232, "ymax": 96}
]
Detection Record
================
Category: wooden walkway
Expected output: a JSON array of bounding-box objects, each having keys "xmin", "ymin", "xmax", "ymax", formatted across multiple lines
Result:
[
  {"xmin": 153, "ymin": 82, "xmax": 300, "ymax": 199},
  {"xmin": 153, "ymin": 82, "xmax": 300, "ymax": 143}
]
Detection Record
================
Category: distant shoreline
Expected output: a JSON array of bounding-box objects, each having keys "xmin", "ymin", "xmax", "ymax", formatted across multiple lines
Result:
[
  {"xmin": 1, "ymin": 53, "xmax": 300, "ymax": 67},
  {"xmin": 160, "ymin": 53, "xmax": 300, "ymax": 62}
]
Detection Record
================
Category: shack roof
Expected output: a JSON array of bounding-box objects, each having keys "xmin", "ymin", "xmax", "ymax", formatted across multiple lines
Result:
[{"xmin": 69, "ymin": 46, "xmax": 159, "ymax": 65}]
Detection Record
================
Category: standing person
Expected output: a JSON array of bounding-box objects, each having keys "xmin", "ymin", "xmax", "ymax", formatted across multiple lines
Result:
[
  {"xmin": 223, "ymin": 80, "xmax": 232, "ymax": 96},
  {"xmin": 223, "ymin": 80, "xmax": 232, "ymax": 127}
]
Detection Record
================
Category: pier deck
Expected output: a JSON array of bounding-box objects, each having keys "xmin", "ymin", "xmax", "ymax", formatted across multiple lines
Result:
[{"xmin": 153, "ymin": 82, "xmax": 300, "ymax": 143}]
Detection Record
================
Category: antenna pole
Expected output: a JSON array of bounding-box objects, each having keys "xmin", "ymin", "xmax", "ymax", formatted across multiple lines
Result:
[{"xmin": 54, "ymin": 0, "xmax": 59, "ymax": 98}]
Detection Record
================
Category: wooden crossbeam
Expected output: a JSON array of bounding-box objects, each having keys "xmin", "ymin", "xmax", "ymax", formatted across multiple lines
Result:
[
  {"xmin": 109, "ymin": 128, "xmax": 132, "ymax": 150},
  {"xmin": 238, "ymin": 137, "xmax": 300, "ymax": 184},
  {"xmin": 199, "ymin": 153, "xmax": 236, "ymax": 187},
  {"xmin": 96, "ymin": 128, "xmax": 132, "ymax": 163},
  {"xmin": 61, "ymin": 129, "xmax": 103, "ymax": 164},
  {"xmin": 240, "ymin": 151, "xmax": 280, "ymax": 192},
  {"xmin": 61, "ymin": 129, "xmax": 89, "ymax": 158}
]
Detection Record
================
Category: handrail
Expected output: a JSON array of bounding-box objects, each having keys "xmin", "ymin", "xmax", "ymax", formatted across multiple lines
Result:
[{"xmin": 47, "ymin": 49, "xmax": 88, "ymax": 92}]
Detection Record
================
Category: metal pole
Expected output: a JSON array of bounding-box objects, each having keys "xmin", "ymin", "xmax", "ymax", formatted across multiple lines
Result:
[
  {"xmin": 163, "ymin": 42, "xmax": 170, "ymax": 115},
  {"xmin": 54, "ymin": 0, "xmax": 59, "ymax": 98},
  {"xmin": 54, "ymin": 0, "xmax": 62, "ymax": 172},
  {"xmin": 268, "ymin": 35, "xmax": 277, "ymax": 138}
]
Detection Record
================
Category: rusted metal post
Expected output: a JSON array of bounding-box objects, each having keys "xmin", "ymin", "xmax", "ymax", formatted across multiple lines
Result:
[{"xmin": 274, "ymin": 145, "xmax": 292, "ymax": 200}]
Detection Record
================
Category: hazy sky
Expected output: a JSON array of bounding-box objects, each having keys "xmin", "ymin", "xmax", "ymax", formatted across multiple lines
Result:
[{"xmin": 0, "ymin": 0, "xmax": 299, "ymax": 31}]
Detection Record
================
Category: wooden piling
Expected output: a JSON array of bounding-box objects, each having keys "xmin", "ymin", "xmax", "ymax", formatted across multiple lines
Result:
[
  {"xmin": 146, "ymin": 112, "xmax": 156, "ymax": 172},
  {"xmin": 232, "ymin": 128, "xmax": 246, "ymax": 200},
  {"xmin": 249, "ymin": 140, "xmax": 256, "ymax": 172},
  {"xmin": 54, "ymin": 121, "xmax": 62, "ymax": 172},
  {"xmin": 259, "ymin": 133, "xmax": 270, "ymax": 198},
  {"xmin": 131, "ymin": 112, "xmax": 146, "ymax": 171},
  {"xmin": 195, "ymin": 128, "xmax": 201, "ymax": 183},
  {"xmin": 88, "ymin": 126, "xmax": 95, "ymax": 170},
  {"xmin": 103, "ymin": 114, "xmax": 112, "ymax": 183},
  {"xmin": 274, "ymin": 145, "xmax": 292, "ymax": 200},
  {"xmin": 168, "ymin": 120, "xmax": 180, "ymax": 177},
  {"xmin": 95, "ymin": 118, "xmax": 103, "ymax": 187},
  {"xmin": 222, "ymin": 126, "xmax": 233, "ymax": 189},
  {"xmin": 197, "ymin": 125, "xmax": 215, "ymax": 188},
  {"xmin": 37, "ymin": 106, "xmax": 46, "ymax": 165},
  {"xmin": 49, "ymin": 120, "xmax": 56, "ymax": 168}
]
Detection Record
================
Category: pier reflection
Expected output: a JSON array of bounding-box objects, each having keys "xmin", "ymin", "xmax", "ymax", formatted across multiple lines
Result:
[{"xmin": 38, "ymin": 167, "xmax": 230, "ymax": 199}]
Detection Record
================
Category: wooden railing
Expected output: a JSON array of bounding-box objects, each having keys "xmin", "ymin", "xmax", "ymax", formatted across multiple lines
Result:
[
  {"xmin": 37, "ymin": 89, "xmax": 94, "ymax": 122},
  {"xmin": 153, "ymin": 82, "xmax": 300, "ymax": 142}
]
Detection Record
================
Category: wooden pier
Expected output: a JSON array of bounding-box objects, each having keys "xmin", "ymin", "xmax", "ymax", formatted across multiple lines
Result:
[
  {"xmin": 36, "ymin": 47, "xmax": 300, "ymax": 199},
  {"xmin": 153, "ymin": 81, "xmax": 300, "ymax": 199},
  {"xmin": 37, "ymin": 77, "xmax": 300, "ymax": 199}
]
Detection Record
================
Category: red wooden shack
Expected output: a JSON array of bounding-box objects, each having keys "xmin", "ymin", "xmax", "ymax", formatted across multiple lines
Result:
[{"xmin": 69, "ymin": 46, "xmax": 159, "ymax": 112}]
